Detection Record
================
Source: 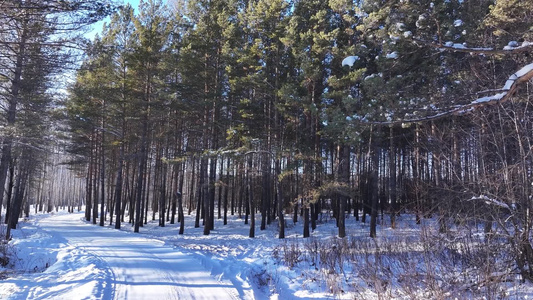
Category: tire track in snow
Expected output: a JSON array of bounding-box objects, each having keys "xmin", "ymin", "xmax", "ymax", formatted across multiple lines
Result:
[{"xmin": 33, "ymin": 213, "xmax": 242, "ymax": 300}]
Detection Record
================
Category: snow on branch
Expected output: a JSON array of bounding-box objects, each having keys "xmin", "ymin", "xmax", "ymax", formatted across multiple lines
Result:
[
  {"xmin": 342, "ymin": 56, "xmax": 359, "ymax": 67},
  {"xmin": 342, "ymin": 62, "xmax": 533, "ymax": 126},
  {"xmin": 450, "ymin": 62, "xmax": 533, "ymax": 111},
  {"xmin": 410, "ymin": 37, "xmax": 533, "ymax": 55},
  {"xmin": 469, "ymin": 195, "xmax": 512, "ymax": 211}
]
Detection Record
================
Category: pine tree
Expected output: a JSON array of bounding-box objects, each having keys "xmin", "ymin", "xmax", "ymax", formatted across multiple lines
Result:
[
  {"xmin": 126, "ymin": 0, "xmax": 172, "ymax": 233},
  {"xmin": 102, "ymin": 4, "xmax": 137, "ymax": 229},
  {"xmin": 0, "ymin": 0, "xmax": 115, "ymax": 232}
]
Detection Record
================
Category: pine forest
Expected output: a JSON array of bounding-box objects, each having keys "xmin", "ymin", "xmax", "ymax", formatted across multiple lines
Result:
[{"xmin": 1, "ymin": 0, "xmax": 533, "ymax": 298}]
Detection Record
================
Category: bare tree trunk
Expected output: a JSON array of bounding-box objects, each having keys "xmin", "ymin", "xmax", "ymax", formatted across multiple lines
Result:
[
  {"xmin": 337, "ymin": 144, "xmax": 350, "ymax": 238},
  {"xmin": 178, "ymin": 191, "xmax": 185, "ymax": 234},
  {"xmin": 170, "ymin": 163, "xmax": 178, "ymax": 224},
  {"xmin": 370, "ymin": 126, "xmax": 379, "ymax": 238},
  {"xmin": 92, "ymin": 135, "xmax": 98, "ymax": 225},
  {"xmin": 4, "ymin": 163, "xmax": 15, "ymax": 225},
  {"xmin": 86, "ymin": 154, "xmax": 93, "ymax": 222},
  {"xmin": 261, "ymin": 154, "xmax": 269, "ymax": 231},
  {"xmin": 0, "ymin": 20, "xmax": 27, "ymax": 226},
  {"xmin": 389, "ymin": 126, "xmax": 397, "ymax": 229},
  {"xmin": 276, "ymin": 158, "xmax": 285, "ymax": 239},
  {"xmin": 248, "ymin": 156, "xmax": 255, "ymax": 238},
  {"xmin": 6, "ymin": 160, "xmax": 29, "ymax": 239},
  {"xmin": 303, "ymin": 207, "xmax": 310, "ymax": 238},
  {"xmin": 178, "ymin": 162, "xmax": 185, "ymax": 234},
  {"xmin": 99, "ymin": 103, "xmax": 106, "ymax": 227},
  {"xmin": 223, "ymin": 158, "xmax": 230, "ymax": 225},
  {"xmin": 134, "ymin": 134, "xmax": 148, "ymax": 233},
  {"xmin": 195, "ymin": 158, "xmax": 203, "ymax": 228}
]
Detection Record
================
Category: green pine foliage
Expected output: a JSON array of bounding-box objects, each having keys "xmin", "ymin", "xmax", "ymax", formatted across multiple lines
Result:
[
  {"xmin": 3, "ymin": 0, "xmax": 533, "ymax": 288},
  {"xmin": 55, "ymin": 0, "xmax": 533, "ymax": 277}
]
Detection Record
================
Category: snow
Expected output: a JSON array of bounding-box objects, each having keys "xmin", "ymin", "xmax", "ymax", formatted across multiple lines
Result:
[
  {"xmin": 443, "ymin": 42, "xmax": 470, "ymax": 49},
  {"xmin": 1, "ymin": 212, "xmax": 244, "ymax": 300},
  {"xmin": 389, "ymin": 34, "xmax": 400, "ymax": 41},
  {"xmin": 503, "ymin": 41, "xmax": 531, "ymax": 51},
  {"xmin": 471, "ymin": 92, "xmax": 506, "ymax": 104},
  {"xmin": 395, "ymin": 22, "xmax": 406, "ymax": 31},
  {"xmin": 341, "ymin": 56, "xmax": 359, "ymax": 67},
  {"xmin": 441, "ymin": 41, "xmax": 497, "ymax": 52},
  {"xmin": 510, "ymin": 62, "xmax": 533, "ymax": 80},
  {"xmin": 416, "ymin": 14, "xmax": 428, "ymax": 28},
  {"xmin": 452, "ymin": 43, "xmax": 466, "ymax": 49},
  {"xmin": 502, "ymin": 63, "xmax": 533, "ymax": 90},
  {"xmin": 386, "ymin": 51, "xmax": 399, "ymax": 59},
  {"xmin": 453, "ymin": 19, "xmax": 463, "ymax": 27},
  {"xmin": 470, "ymin": 195, "xmax": 510, "ymax": 210},
  {"xmin": 364, "ymin": 73, "xmax": 382, "ymax": 80},
  {"xmin": 450, "ymin": 62, "xmax": 533, "ymax": 117},
  {"xmin": 3, "ymin": 207, "xmax": 533, "ymax": 299},
  {"xmin": 434, "ymin": 39, "xmax": 531, "ymax": 53}
]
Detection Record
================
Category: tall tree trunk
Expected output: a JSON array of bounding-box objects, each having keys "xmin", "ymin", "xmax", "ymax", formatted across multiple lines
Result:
[
  {"xmin": 218, "ymin": 158, "xmax": 223, "ymax": 220},
  {"xmin": 4, "ymin": 162, "xmax": 15, "ymax": 225},
  {"xmin": 370, "ymin": 127, "xmax": 380, "ymax": 238},
  {"xmin": 223, "ymin": 158, "xmax": 230, "ymax": 225},
  {"xmin": 261, "ymin": 154, "xmax": 269, "ymax": 231},
  {"xmin": 92, "ymin": 136, "xmax": 98, "ymax": 225},
  {"xmin": 6, "ymin": 161, "xmax": 29, "ymax": 239},
  {"xmin": 415, "ymin": 123, "xmax": 422, "ymax": 224},
  {"xmin": 303, "ymin": 207, "xmax": 310, "ymax": 238},
  {"xmin": 114, "ymin": 141, "xmax": 124, "ymax": 229},
  {"xmin": 170, "ymin": 162, "xmax": 179, "ymax": 224},
  {"xmin": 178, "ymin": 191, "xmax": 185, "ymax": 234},
  {"xmin": 0, "ymin": 20, "xmax": 27, "ymax": 226},
  {"xmin": 86, "ymin": 153, "xmax": 93, "ymax": 222},
  {"xmin": 195, "ymin": 159, "xmax": 203, "ymax": 228},
  {"xmin": 276, "ymin": 158, "xmax": 285, "ymax": 238},
  {"xmin": 202, "ymin": 157, "xmax": 210, "ymax": 235},
  {"xmin": 208, "ymin": 157, "xmax": 216, "ymax": 231},
  {"xmin": 337, "ymin": 144, "xmax": 350, "ymax": 238},
  {"xmin": 389, "ymin": 126, "xmax": 397, "ymax": 229},
  {"xmin": 159, "ymin": 162, "xmax": 166, "ymax": 227},
  {"xmin": 189, "ymin": 156, "xmax": 196, "ymax": 215},
  {"xmin": 248, "ymin": 156, "xmax": 255, "ymax": 238},
  {"xmin": 134, "ymin": 130, "xmax": 148, "ymax": 233},
  {"xmin": 178, "ymin": 161, "xmax": 185, "ymax": 234},
  {"xmin": 293, "ymin": 166, "xmax": 298, "ymax": 224},
  {"xmin": 99, "ymin": 104, "xmax": 106, "ymax": 227}
]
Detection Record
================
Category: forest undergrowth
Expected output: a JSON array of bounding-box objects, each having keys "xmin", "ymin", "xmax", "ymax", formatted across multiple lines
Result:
[
  {"xmin": 272, "ymin": 216, "xmax": 524, "ymax": 299},
  {"xmin": 3, "ymin": 207, "xmax": 533, "ymax": 299}
]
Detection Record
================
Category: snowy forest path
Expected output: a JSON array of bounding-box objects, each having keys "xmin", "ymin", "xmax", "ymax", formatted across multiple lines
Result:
[{"xmin": 28, "ymin": 212, "xmax": 242, "ymax": 300}]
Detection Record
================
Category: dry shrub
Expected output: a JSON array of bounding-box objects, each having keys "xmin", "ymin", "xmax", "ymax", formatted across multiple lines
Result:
[{"xmin": 272, "ymin": 222, "xmax": 520, "ymax": 299}]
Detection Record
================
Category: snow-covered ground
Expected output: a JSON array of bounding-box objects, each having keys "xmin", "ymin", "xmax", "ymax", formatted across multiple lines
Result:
[
  {"xmin": 2, "ymin": 208, "xmax": 533, "ymax": 299},
  {"xmin": 0, "ymin": 211, "xmax": 243, "ymax": 299}
]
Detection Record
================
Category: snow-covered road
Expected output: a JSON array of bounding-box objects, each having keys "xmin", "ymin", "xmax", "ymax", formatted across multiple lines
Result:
[{"xmin": 4, "ymin": 213, "xmax": 242, "ymax": 300}]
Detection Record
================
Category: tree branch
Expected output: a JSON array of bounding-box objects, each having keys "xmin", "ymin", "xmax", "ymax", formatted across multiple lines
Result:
[
  {"xmin": 363, "ymin": 62, "xmax": 533, "ymax": 125},
  {"xmin": 410, "ymin": 36, "xmax": 533, "ymax": 55}
]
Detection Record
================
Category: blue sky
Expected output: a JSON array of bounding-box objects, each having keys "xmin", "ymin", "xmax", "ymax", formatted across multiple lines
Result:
[
  {"xmin": 87, "ymin": 0, "xmax": 141, "ymax": 38},
  {"xmin": 123, "ymin": 0, "xmax": 141, "ymax": 10}
]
